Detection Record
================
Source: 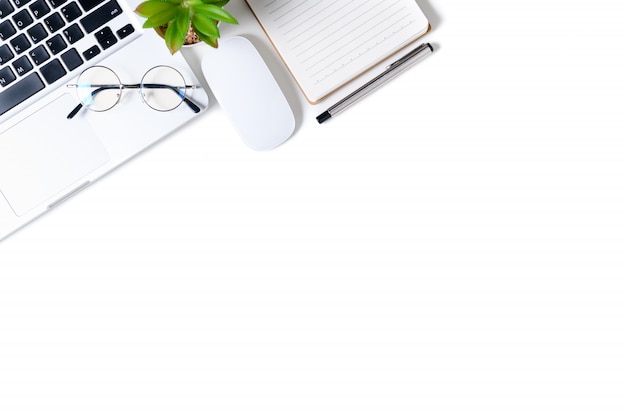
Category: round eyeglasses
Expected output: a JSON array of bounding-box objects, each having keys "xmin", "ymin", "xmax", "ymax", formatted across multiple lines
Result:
[{"xmin": 66, "ymin": 65, "xmax": 201, "ymax": 119}]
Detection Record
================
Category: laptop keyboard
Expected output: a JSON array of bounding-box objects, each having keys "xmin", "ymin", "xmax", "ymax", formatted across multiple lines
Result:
[{"xmin": 0, "ymin": 0, "xmax": 139, "ymax": 117}]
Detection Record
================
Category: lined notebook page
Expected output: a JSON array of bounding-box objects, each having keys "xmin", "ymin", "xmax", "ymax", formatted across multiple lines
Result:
[{"xmin": 245, "ymin": 0, "xmax": 429, "ymax": 103}]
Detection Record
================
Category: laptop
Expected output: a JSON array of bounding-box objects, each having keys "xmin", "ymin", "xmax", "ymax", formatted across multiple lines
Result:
[{"xmin": 0, "ymin": 0, "xmax": 208, "ymax": 240}]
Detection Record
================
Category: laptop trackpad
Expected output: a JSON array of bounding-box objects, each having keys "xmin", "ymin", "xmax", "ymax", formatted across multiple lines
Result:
[{"xmin": 0, "ymin": 94, "xmax": 110, "ymax": 216}]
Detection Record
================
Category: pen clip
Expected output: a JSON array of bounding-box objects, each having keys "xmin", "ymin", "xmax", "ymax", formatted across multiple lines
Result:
[{"xmin": 386, "ymin": 43, "xmax": 432, "ymax": 70}]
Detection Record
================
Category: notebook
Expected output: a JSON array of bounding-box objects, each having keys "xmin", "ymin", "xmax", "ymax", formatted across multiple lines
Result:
[{"xmin": 244, "ymin": 0, "xmax": 430, "ymax": 103}]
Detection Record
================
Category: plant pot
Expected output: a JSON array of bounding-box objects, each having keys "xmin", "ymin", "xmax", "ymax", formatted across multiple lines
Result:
[{"xmin": 154, "ymin": 25, "xmax": 202, "ymax": 47}]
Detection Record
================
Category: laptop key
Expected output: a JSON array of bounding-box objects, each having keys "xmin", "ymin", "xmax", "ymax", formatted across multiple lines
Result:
[
  {"xmin": 27, "ymin": 22, "xmax": 47, "ymax": 43},
  {"xmin": 29, "ymin": 44, "xmax": 50, "ymax": 65},
  {"xmin": 12, "ymin": 55, "xmax": 33, "ymax": 75},
  {"xmin": 29, "ymin": 0, "xmax": 49, "ymax": 18},
  {"xmin": 12, "ymin": 8, "xmax": 34, "ymax": 28},
  {"xmin": 0, "ymin": 66, "xmax": 16, "ymax": 86},
  {"xmin": 48, "ymin": 0, "xmax": 67, "ymax": 7},
  {"xmin": 0, "ymin": 44, "xmax": 14, "ymax": 64},
  {"xmin": 0, "ymin": 72, "xmax": 44, "ymax": 116},
  {"xmin": 80, "ymin": 0, "xmax": 122, "ymax": 33},
  {"xmin": 44, "ymin": 12, "xmax": 65, "ymax": 33},
  {"xmin": 12, "ymin": 0, "xmax": 32, "ymax": 7},
  {"xmin": 10, "ymin": 33, "xmax": 31, "ymax": 54},
  {"xmin": 116, "ymin": 23, "xmax": 134, "ymax": 39},
  {"xmin": 46, "ymin": 33, "xmax": 67, "ymax": 54},
  {"xmin": 82, "ymin": 45, "xmax": 100, "ymax": 60},
  {"xmin": 95, "ymin": 26, "xmax": 117, "ymax": 49},
  {"xmin": 61, "ymin": 1, "xmax": 81, "ymax": 21},
  {"xmin": 60, "ymin": 47, "xmax": 82, "ymax": 70},
  {"xmin": 63, "ymin": 23, "xmax": 84, "ymax": 44},
  {"xmin": 0, "ymin": 20, "xmax": 17, "ymax": 41},
  {"xmin": 0, "ymin": 0, "xmax": 14, "ymax": 17},
  {"xmin": 40, "ymin": 58, "xmax": 66, "ymax": 84},
  {"xmin": 77, "ymin": 0, "xmax": 104, "ymax": 12}
]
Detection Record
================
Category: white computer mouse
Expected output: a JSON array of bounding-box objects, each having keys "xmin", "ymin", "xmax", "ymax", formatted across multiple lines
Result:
[{"xmin": 201, "ymin": 36, "xmax": 295, "ymax": 151}]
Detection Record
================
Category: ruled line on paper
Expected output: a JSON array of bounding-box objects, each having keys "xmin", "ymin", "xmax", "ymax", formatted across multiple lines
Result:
[
  {"xmin": 262, "ymin": 0, "xmax": 415, "ymax": 80},
  {"xmin": 300, "ymin": 5, "xmax": 404, "ymax": 64},
  {"xmin": 274, "ymin": 0, "xmax": 309, "ymax": 22},
  {"xmin": 286, "ymin": 1, "xmax": 356, "ymax": 40},
  {"xmin": 247, "ymin": 0, "xmax": 429, "ymax": 101},
  {"xmin": 268, "ymin": 0, "xmax": 294, "ymax": 14},
  {"xmin": 309, "ymin": 20, "xmax": 417, "ymax": 85},
  {"xmin": 296, "ymin": 1, "xmax": 380, "ymax": 59},
  {"xmin": 308, "ymin": 12, "xmax": 411, "ymax": 74}
]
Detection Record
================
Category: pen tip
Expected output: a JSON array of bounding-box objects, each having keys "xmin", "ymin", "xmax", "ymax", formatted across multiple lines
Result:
[{"xmin": 316, "ymin": 111, "xmax": 331, "ymax": 124}]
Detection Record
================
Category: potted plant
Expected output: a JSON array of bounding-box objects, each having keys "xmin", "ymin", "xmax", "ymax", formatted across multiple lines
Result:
[{"xmin": 134, "ymin": 0, "xmax": 238, "ymax": 54}]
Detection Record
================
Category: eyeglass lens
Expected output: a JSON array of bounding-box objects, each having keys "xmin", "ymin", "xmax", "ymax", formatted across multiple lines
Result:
[
  {"xmin": 140, "ymin": 66, "xmax": 187, "ymax": 112},
  {"xmin": 75, "ymin": 66, "xmax": 122, "ymax": 112}
]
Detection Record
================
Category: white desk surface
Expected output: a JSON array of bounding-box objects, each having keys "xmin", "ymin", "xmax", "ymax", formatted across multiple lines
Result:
[{"xmin": 2, "ymin": 0, "xmax": 626, "ymax": 414}]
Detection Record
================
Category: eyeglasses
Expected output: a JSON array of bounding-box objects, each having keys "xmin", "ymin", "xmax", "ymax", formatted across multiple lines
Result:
[{"xmin": 66, "ymin": 65, "xmax": 201, "ymax": 119}]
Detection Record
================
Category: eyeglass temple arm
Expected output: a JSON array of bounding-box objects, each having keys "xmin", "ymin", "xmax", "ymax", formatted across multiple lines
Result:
[
  {"xmin": 66, "ymin": 85, "xmax": 119, "ymax": 119},
  {"xmin": 141, "ymin": 83, "xmax": 201, "ymax": 113}
]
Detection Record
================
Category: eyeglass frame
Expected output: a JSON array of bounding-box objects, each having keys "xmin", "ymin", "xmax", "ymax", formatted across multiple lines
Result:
[{"xmin": 66, "ymin": 65, "xmax": 202, "ymax": 119}]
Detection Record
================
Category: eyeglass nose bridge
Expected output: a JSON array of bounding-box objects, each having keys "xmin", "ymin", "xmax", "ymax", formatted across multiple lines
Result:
[{"xmin": 121, "ymin": 83, "xmax": 141, "ymax": 90}]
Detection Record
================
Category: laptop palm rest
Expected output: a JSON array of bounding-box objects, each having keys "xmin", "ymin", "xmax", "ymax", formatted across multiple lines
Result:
[{"xmin": 0, "ymin": 94, "xmax": 110, "ymax": 216}]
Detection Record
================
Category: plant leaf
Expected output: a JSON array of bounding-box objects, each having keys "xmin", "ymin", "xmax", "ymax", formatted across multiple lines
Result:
[
  {"xmin": 142, "ymin": 6, "xmax": 180, "ymax": 28},
  {"xmin": 191, "ymin": 4, "xmax": 238, "ymax": 24},
  {"xmin": 201, "ymin": 0, "xmax": 229, "ymax": 6},
  {"xmin": 175, "ymin": 7, "xmax": 190, "ymax": 38},
  {"xmin": 135, "ymin": 0, "xmax": 178, "ymax": 18},
  {"xmin": 193, "ymin": 26, "xmax": 218, "ymax": 48},
  {"xmin": 192, "ymin": 13, "xmax": 219, "ymax": 37},
  {"xmin": 164, "ymin": 12, "xmax": 187, "ymax": 53}
]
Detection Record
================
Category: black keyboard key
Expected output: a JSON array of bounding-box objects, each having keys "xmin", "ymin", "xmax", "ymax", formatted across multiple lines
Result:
[
  {"xmin": 82, "ymin": 44, "xmax": 100, "ymax": 60},
  {"xmin": 116, "ymin": 23, "xmax": 134, "ymax": 39},
  {"xmin": 80, "ymin": 0, "xmax": 121, "ymax": 33},
  {"xmin": 29, "ymin": 44, "xmax": 49, "ymax": 64},
  {"xmin": 0, "ymin": 66, "xmax": 16, "ymax": 86},
  {"xmin": 27, "ymin": 22, "xmax": 47, "ymax": 43},
  {"xmin": 0, "ymin": 0, "xmax": 14, "ymax": 17},
  {"xmin": 61, "ymin": 1, "xmax": 81, "ymax": 21},
  {"xmin": 61, "ymin": 47, "xmax": 82, "ymax": 70},
  {"xmin": 12, "ymin": 0, "xmax": 32, "ymax": 7},
  {"xmin": 0, "ymin": 44, "xmax": 14, "ymax": 64},
  {"xmin": 44, "ymin": 12, "xmax": 64, "ymax": 33},
  {"xmin": 78, "ymin": 0, "xmax": 103, "ymax": 12},
  {"xmin": 46, "ymin": 33, "xmax": 67, "ymax": 54},
  {"xmin": 99, "ymin": 34, "xmax": 117, "ymax": 49},
  {"xmin": 0, "ymin": 20, "xmax": 17, "ymax": 41},
  {"xmin": 12, "ymin": 8, "xmax": 34, "ymax": 28},
  {"xmin": 63, "ymin": 23, "xmax": 84, "ymax": 44},
  {"xmin": 12, "ymin": 55, "xmax": 33, "ymax": 75},
  {"xmin": 0, "ymin": 72, "xmax": 44, "ymax": 115},
  {"xmin": 10, "ymin": 33, "xmax": 31, "ymax": 54},
  {"xmin": 40, "ymin": 58, "xmax": 66, "ymax": 83},
  {"xmin": 95, "ymin": 25, "xmax": 112, "ymax": 39},
  {"xmin": 48, "ymin": 0, "xmax": 67, "ymax": 7},
  {"xmin": 95, "ymin": 26, "xmax": 117, "ymax": 49},
  {"xmin": 29, "ymin": 0, "xmax": 49, "ymax": 18}
]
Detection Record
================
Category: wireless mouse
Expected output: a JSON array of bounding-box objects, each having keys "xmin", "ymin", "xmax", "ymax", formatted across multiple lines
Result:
[{"xmin": 201, "ymin": 36, "xmax": 295, "ymax": 151}]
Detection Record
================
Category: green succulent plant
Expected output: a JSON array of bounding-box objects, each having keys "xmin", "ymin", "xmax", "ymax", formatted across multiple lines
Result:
[{"xmin": 135, "ymin": 0, "xmax": 238, "ymax": 54}]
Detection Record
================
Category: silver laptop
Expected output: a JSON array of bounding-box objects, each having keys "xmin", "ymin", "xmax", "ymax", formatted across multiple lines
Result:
[{"xmin": 0, "ymin": 0, "xmax": 208, "ymax": 240}]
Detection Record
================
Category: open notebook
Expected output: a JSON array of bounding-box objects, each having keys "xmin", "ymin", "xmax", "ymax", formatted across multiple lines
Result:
[{"xmin": 245, "ymin": 0, "xmax": 430, "ymax": 103}]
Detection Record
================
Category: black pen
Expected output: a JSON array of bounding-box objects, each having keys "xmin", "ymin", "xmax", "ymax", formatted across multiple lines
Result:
[{"xmin": 316, "ymin": 43, "xmax": 433, "ymax": 124}]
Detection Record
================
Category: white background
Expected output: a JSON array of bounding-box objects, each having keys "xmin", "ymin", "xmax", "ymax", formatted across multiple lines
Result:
[{"xmin": 2, "ymin": 0, "xmax": 626, "ymax": 415}]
